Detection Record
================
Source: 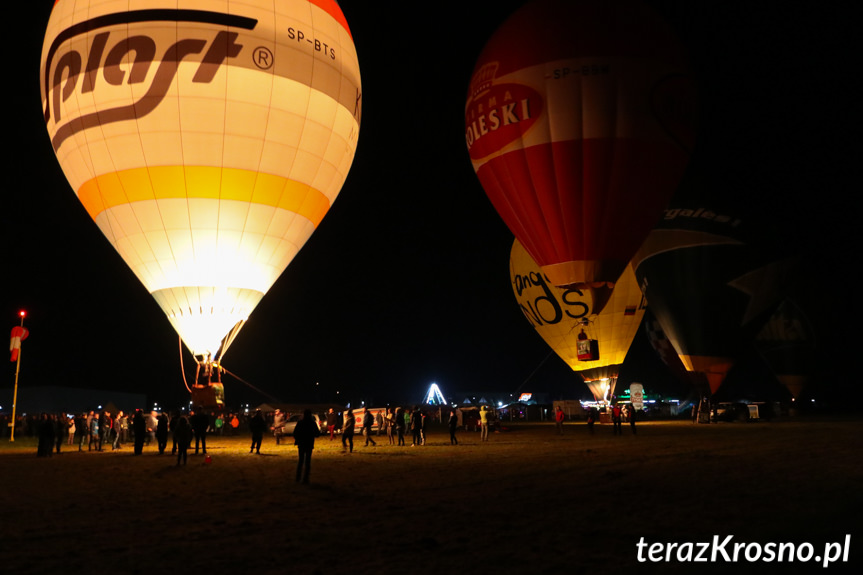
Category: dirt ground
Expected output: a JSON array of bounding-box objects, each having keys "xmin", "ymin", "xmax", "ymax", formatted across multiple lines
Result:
[{"xmin": 1, "ymin": 417, "xmax": 860, "ymax": 574}]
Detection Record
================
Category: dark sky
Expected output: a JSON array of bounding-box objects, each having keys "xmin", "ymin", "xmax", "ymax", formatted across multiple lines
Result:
[{"xmin": 3, "ymin": 1, "xmax": 854, "ymax": 410}]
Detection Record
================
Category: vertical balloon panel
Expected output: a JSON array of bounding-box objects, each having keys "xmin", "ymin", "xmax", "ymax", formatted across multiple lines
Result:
[{"xmin": 41, "ymin": 0, "xmax": 361, "ymax": 360}]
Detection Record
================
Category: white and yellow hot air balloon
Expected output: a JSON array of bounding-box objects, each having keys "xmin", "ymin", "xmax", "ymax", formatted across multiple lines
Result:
[
  {"xmin": 510, "ymin": 240, "xmax": 645, "ymax": 402},
  {"xmin": 41, "ymin": 0, "xmax": 361, "ymax": 403}
]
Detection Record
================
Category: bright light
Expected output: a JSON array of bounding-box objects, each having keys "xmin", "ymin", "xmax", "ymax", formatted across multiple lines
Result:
[
  {"xmin": 424, "ymin": 383, "xmax": 447, "ymax": 405},
  {"xmin": 19, "ymin": 310, "xmax": 26, "ymax": 318}
]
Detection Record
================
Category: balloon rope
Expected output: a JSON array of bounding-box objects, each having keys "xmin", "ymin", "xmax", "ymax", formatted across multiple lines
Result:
[
  {"xmin": 512, "ymin": 350, "xmax": 554, "ymax": 396},
  {"xmin": 179, "ymin": 336, "xmax": 192, "ymax": 393},
  {"xmin": 221, "ymin": 367, "xmax": 282, "ymax": 404}
]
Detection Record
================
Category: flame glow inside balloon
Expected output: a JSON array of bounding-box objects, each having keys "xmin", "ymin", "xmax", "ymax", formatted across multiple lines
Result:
[{"xmin": 41, "ymin": 0, "xmax": 362, "ymax": 359}]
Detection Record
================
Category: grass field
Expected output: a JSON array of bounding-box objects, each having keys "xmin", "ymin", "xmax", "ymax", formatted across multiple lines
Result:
[{"xmin": 1, "ymin": 417, "xmax": 859, "ymax": 574}]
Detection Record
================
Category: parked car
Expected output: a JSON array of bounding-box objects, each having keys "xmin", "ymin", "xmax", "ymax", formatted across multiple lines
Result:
[
  {"xmin": 280, "ymin": 413, "xmax": 324, "ymax": 436},
  {"xmin": 714, "ymin": 402, "xmax": 754, "ymax": 422}
]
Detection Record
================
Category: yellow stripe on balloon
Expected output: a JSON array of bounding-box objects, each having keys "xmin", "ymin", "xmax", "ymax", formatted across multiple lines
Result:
[{"xmin": 77, "ymin": 166, "xmax": 331, "ymax": 227}]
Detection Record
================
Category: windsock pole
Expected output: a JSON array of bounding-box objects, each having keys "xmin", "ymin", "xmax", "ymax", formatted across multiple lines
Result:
[{"xmin": 9, "ymin": 311, "xmax": 25, "ymax": 442}]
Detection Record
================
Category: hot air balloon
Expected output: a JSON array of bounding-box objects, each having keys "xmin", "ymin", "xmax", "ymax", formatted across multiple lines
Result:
[
  {"xmin": 632, "ymin": 200, "xmax": 797, "ymax": 396},
  {"xmin": 755, "ymin": 298, "xmax": 816, "ymax": 401},
  {"xmin": 41, "ymin": 0, "xmax": 361, "ymax": 405},
  {"xmin": 643, "ymin": 309, "xmax": 708, "ymax": 392},
  {"xmin": 467, "ymin": 0, "xmax": 695, "ymax": 308},
  {"xmin": 510, "ymin": 239, "xmax": 646, "ymax": 402}
]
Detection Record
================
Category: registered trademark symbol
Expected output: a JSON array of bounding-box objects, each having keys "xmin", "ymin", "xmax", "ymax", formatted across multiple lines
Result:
[{"xmin": 253, "ymin": 46, "xmax": 274, "ymax": 70}]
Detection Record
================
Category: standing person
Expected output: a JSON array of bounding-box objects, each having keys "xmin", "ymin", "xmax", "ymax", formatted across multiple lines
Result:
[
  {"xmin": 115, "ymin": 411, "xmax": 127, "ymax": 449},
  {"xmin": 174, "ymin": 416, "xmax": 192, "ymax": 466},
  {"xmin": 293, "ymin": 409, "xmax": 321, "ymax": 484},
  {"xmin": 146, "ymin": 411, "xmax": 158, "ymax": 446},
  {"xmin": 155, "ymin": 412, "xmax": 169, "ymax": 454},
  {"xmin": 66, "ymin": 414, "xmax": 76, "ymax": 445},
  {"xmin": 375, "ymin": 410, "xmax": 384, "ymax": 436},
  {"xmin": 586, "ymin": 406, "xmax": 596, "ymax": 435},
  {"xmin": 101, "ymin": 411, "xmax": 113, "ymax": 447},
  {"xmin": 611, "ymin": 404, "xmax": 623, "ymax": 435},
  {"xmin": 249, "ymin": 409, "xmax": 266, "ymax": 454},
  {"xmin": 75, "ymin": 413, "xmax": 87, "ymax": 451},
  {"xmin": 37, "ymin": 413, "xmax": 55, "ymax": 457},
  {"xmin": 448, "ymin": 410, "xmax": 459, "ymax": 445},
  {"xmin": 214, "ymin": 413, "xmax": 224, "ymax": 436},
  {"xmin": 410, "ymin": 407, "xmax": 423, "ymax": 447},
  {"xmin": 341, "ymin": 408, "xmax": 355, "ymax": 453},
  {"xmin": 479, "ymin": 406, "xmax": 490, "ymax": 442},
  {"xmin": 272, "ymin": 409, "xmax": 286, "ymax": 445},
  {"xmin": 325, "ymin": 408, "xmax": 338, "ymax": 440},
  {"xmin": 385, "ymin": 408, "xmax": 396, "ymax": 445},
  {"xmin": 555, "ymin": 406, "xmax": 565, "ymax": 435},
  {"xmin": 362, "ymin": 407, "xmax": 376, "ymax": 447},
  {"xmin": 89, "ymin": 412, "xmax": 101, "ymax": 451},
  {"xmin": 629, "ymin": 405, "xmax": 637, "ymax": 435},
  {"xmin": 170, "ymin": 412, "xmax": 180, "ymax": 455},
  {"xmin": 191, "ymin": 408, "xmax": 209, "ymax": 455},
  {"xmin": 132, "ymin": 409, "xmax": 146, "ymax": 455},
  {"xmin": 85, "ymin": 411, "xmax": 94, "ymax": 447},
  {"xmin": 54, "ymin": 414, "xmax": 66, "ymax": 454},
  {"xmin": 395, "ymin": 407, "xmax": 406, "ymax": 446}
]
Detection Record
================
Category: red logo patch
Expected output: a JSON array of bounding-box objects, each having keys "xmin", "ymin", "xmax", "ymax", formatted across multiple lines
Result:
[{"xmin": 465, "ymin": 82, "xmax": 543, "ymax": 160}]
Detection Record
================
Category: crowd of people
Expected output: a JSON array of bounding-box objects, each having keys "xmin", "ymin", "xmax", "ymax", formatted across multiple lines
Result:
[
  {"xmin": 18, "ymin": 401, "xmax": 639, "ymax": 471},
  {"xmin": 25, "ymin": 408, "xmax": 236, "ymax": 464},
  {"xmin": 318, "ymin": 405, "xmax": 476, "ymax": 451}
]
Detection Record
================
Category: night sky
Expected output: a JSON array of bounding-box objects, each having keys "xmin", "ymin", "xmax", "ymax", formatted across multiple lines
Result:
[{"xmin": 3, "ymin": 1, "xmax": 854, "ymax": 410}]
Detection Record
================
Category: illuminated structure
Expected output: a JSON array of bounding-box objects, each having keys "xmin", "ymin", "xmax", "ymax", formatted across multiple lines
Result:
[{"xmin": 424, "ymin": 383, "xmax": 447, "ymax": 406}]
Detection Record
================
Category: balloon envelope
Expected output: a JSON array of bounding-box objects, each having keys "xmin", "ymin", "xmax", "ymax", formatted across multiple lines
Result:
[
  {"xmin": 468, "ymin": 0, "xmax": 694, "ymax": 289},
  {"xmin": 632, "ymin": 202, "xmax": 797, "ymax": 394},
  {"xmin": 754, "ymin": 299, "xmax": 816, "ymax": 399},
  {"xmin": 510, "ymin": 239, "xmax": 646, "ymax": 400},
  {"xmin": 41, "ymin": 0, "xmax": 361, "ymax": 360}
]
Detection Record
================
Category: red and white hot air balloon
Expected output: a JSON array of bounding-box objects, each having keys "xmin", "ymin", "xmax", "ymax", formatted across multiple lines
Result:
[{"xmin": 466, "ymin": 0, "xmax": 695, "ymax": 309}]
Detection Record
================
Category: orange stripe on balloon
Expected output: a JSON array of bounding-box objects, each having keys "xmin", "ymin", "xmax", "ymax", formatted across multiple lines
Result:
[{"xmin": 77, "ymin": 166, "xmax": 331, "ymax": 227}]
